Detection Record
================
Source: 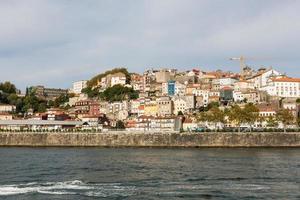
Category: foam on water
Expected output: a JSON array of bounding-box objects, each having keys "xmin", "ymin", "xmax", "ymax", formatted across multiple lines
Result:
[{"xmin": 0, "ymin": 180, "xmax": 136, "ymax": 197}]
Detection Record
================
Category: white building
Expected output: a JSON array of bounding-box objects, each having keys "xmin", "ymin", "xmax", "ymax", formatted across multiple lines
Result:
[
  {"xmin": 248, "ymin": 69, "xmax": 280, "ymax": 89},
  {"xmin": 261, "ymin": 77, "xmax": 300, "ymax": 98},
  {"xmin": 72, "ymin": 80, "xmax": 87, "ymax": 94},
  {"xmin": 110, "ymin": 72, "xmax": 126, "ymax": 87},
  {"xmin": 174, "ymin": 82, "xmax": 186, "ymax": 96},
  {"xmin": 218, "ymin": 77, "xmax": 237, "ymax": 88},
  {"xmin": 234, "ymin": 80, "xmax": 255, "ymax": 91},
  {"xmin": 0, "ymin": 104, "xmax": 16, "ymax": 113},
  {"xmin": 173, "ymin": 98, "xmax": 186, "ymax": 115}
]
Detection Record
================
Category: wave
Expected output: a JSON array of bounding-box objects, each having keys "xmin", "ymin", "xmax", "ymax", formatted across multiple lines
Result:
[{"xmin": 0, "ymin": 180, "xmax": 136, "ymax": 197}]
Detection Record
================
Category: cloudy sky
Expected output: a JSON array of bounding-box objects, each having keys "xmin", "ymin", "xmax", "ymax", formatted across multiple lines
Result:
[{"xmin": 1, "ymin": 0, "xmax": 300, "ymax": 90}]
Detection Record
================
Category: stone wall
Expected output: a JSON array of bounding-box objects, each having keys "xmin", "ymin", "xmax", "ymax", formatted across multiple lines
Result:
[{"xmin": 0, "ymin": 132, "xmax": 300, "ymax": 147}]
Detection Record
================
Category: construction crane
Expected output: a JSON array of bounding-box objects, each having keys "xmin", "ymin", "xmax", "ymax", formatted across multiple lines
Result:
[{"xmin": 229, "ymin": 56, "xmax": 246, "ymax": 75}]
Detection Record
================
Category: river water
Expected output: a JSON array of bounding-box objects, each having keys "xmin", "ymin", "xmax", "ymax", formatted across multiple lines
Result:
[{"xmin": 0, "ymin": 148, "xmax": 299, "ymax": 199}]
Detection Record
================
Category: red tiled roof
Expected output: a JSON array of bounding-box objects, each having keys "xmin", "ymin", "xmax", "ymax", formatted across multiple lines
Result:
[{"xmin": 272, "ymin": 77, "xmax": 300, "ymax": 83}]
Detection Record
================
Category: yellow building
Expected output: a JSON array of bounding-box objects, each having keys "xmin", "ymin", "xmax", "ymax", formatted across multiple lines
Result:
[{"xmin": 144, "ymin": 101, "xmax": 158, "ymax": 116}]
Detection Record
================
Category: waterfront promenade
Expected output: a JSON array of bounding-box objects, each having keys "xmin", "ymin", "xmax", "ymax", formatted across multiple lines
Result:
[{"xmin": 0, "ymin": 131, "xmax": 299, "ymax": 147}]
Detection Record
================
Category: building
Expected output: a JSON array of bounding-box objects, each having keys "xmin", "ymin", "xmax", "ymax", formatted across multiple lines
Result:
[
  {"xmin": 0, "ymin": 104, "xmax": 16, "ymax": 113},
  {"xmin": 144, "ymin": 100, "xmax": 158, "ymax": 116},
  {"xmin": 0, "ymin": 120, "xmax": 83, "ymax": 131},
  {"xmin": 72, "ymin": 80, "xmax": 87, "ymax": 94},
  {"xmin": 75, "ymin": 100, "xmax": 100, "ymax": 118},
  {"xmin": 173, "ymin": 98, "xmax": 186, "ymax": 115},
  {"xmin": 100, "ymin": 72, "xmax": 127, "ymax": 88},
  {"xmin": 261, "ymin": 77, "xmax": 300, "ymax": 98},
  {"xmin": 110, "ymin": 72, "xmax": 127, "ymax": 87},
  {"xmin": 155, "ymin": 70, "xmax": 171, "ymax": 83},
  {"xmin": 126, "ymin": 115, "xmax": 177, "ymax": 131},
  {"xmin": 167, "ymin": 80, "xmax": 175, "ymax": 96},
  {"xmin": 157, "ymin": 96, "xmax": 173, "ymax": 116},
  {"xmin": 247, "ymin": 68, "xmax": 281, "ymax": 89},
  {"xmin": 174, "ymin": 82, "xmax": 186, "ymax": 96},
  {"xmin": 0, "ymin": 113, "xmax": 13, "ymax": 120},
  {"xmin": 31, "ymin": 86, "xmax": 68, "ymax": 100}
]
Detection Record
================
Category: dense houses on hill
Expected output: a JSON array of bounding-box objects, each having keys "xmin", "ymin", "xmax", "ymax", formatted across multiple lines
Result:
[{"xmin": 1, "ymin": 66, "xmax": 300, "ymax": 132}]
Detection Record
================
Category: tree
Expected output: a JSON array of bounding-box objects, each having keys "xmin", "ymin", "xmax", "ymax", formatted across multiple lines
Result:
[
  {"xmin": 243, "ymin": 103, "xmax": 259, "ymax": 132},
  {"xmin": 177, "ymin": 111, "xmax": 184, "ymax": 116},
  {"xmin": 228, "ymin": 105, "xmax": 245, "ymax": 132},
  {"xmin": 115, "ymin": 120, "xmax": 125, "ymax": 130},
  {"xmin": 207, "ymin": 107, "xmax": 225, "ymax": 130},
  {"xmin": 266, "ymin": 116, "xmax": 278, "ymax": 128},
  {"xmin": 0, "ymin": 82, "xmax": 17, "ymax": 94},
  {"xmin": 81, "ymin": 87, "xmax": 100, "ymax": 98},
  {"xmin": 276, "ymin": 109, "xmax": 294, "ymax": 132},
  {"xmin": 196, "ymin": 112, "xmax": 209, "ymax": 130},
  {"xmin": 99, "ymin": 85, "xmax": 138, "ymax": 102}
]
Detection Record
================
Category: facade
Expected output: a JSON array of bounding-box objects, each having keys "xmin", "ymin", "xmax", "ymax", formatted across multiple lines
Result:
[
  {"xmin": 31, "ymin": 86, "xmax": 68, "ymax": 100},
  {"xmin": 261, "ymin": 77, "xmax": 300, "ymax": 98},
  {"xmin": 0, "ymin": 104, "xmax": 16, "ymax": 113},
  {"xmin": 155, "ymin": 70, "xmax": 171, "ymax": 83},
  {"xmin": 72, "ymin": 80, "xmax": 87, "ymax": 94},
  {"xmin": 157, "ymin": 96, "xmax": 173, "ymax": 116},
  {"xmin": 167, "ymin": 80, "xmax": 175, "ymax": 96},
  {"xmin": 75, "ymin": 100, "xmax": 100, "ymax": 117},
  {"xmin": 144, "ymin": 101, "xmax": 158, "ymax": 116}
]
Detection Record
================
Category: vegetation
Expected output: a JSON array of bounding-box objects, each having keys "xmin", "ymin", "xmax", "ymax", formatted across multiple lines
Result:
[
  {"xmin": 87, "ymin": 68, "xmax": 131, "ymax": 87},
  {"xmin": 227, "ymin": 104, "xmax": 246, "ymax": 132},
  {"xmin": 243, "ymin": 103, "xmax": 259, "ymax": 132},
  {"xmin": 115, "ymin": 120, "xmax": 125, "ymax": 130},
  {"xmin": 81, "ymin": 87, "xmax": 100, "ymax": 98},
  {"xmin": 0, "ymin": 82, "xmax": 73, "ymax": 115},
  {"xmin": 276, "ymin": 109, "xmax": 294, "ymax": 132},
  {"xmin": 99, "ymin": 85, "xmax": 138, "ymax": 102}
]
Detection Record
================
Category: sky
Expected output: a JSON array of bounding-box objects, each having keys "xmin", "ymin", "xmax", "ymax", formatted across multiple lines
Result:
[{"xmin": 1, "ymin": 0, "xmax": 300, "ymax": 90}]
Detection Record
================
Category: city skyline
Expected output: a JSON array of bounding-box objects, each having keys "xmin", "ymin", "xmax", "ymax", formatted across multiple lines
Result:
[{"xmin": 1, "ymin": 0, "xmax": 300, "ymax": 90}]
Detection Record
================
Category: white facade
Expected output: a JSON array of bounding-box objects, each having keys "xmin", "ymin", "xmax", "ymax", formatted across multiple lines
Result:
[
  {"xmin": 0, "ymin": 104, "xmax": 16, "ymax": 113},
  {"xmin": 72, "ymin": 80, "xmax": 87, "ymax": 94},
  {"xmin": 261, "ymin": 77, "xmax": 300, "ymax": 98},
  {"xmin": 234, "ymin": 81, "xmax": 254, "ymax": 91},
  {"xmin": 111, "ymin": 75, "xmax": 126, "ymax": 87},
  {"xmin": 219, "ymin": 78, "xmax": 237, "ymax": 87},
  {"xmin": 248, "ymin": 69, "xmax": 280, "ymax": 89},
  {"xmin": 174, "ymin": 82, "xmax": 186, "ymax": 96},
  {"xmin": 173, "ymin": 98, "xmax": 187, "ymax": 114}
]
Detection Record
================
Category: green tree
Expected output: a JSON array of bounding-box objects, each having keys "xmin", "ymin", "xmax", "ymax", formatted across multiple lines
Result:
[
  {"xmin": 228, "ymin": 105, "xmax": 245, "ymax": 132},
  {"xmin": 207, "ymin": 107, "xmax": 225, "ymax": 130},
  {"xmin": 115, "ymin": 120, "xmax": 125, "ymax": 130},
  {"xmin": 276, "ymin": 109, "xmax": 294, "ymax": 132},
  {"xmin": 177, "ymin": 111, "xmax": 184, "ymax": 116},
  {"xmin": 266, "ymin": 116, "xmax": 278, "ymax": 128},
  {"xmin": 0, "ymin": 81, "xmax": 17, "ymax": 94},
  {"xmin": 243, "ymin": 103, "xmax": 259, "ymax": 132},
  {"xmin": 100, "ymin": 85, "xmax": 138, "ymax": 102}
]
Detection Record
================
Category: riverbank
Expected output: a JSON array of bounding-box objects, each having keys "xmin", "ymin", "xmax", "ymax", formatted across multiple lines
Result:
[{"xmin": 0, "ymin": 132, "xmax": 300, "ymax": 147}]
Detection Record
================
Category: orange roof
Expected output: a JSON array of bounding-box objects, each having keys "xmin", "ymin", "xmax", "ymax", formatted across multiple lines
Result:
[{"xmin": 272, "ymin": 77, "xmax": 300, "ymax": 83}]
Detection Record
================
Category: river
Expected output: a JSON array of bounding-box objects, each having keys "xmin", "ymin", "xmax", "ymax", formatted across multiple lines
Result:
[{"xmin": 0, "ymin": 148, "xmax": 299, "ymax": 199}]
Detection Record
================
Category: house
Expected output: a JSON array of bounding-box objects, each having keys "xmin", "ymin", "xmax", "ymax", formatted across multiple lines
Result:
[
  {"xmin": 144, "ymin": 101, "xmax": 158, "ymax": 116},
  {"xmin": 261, "ymin": 77, "xmax": 300, "ymax": 98},
  {"xmin": 247, "ymin": 68, "xmax": 281, "ymax": 89},
  {"xmin": 72, "ymin": 80, "xmax": 87, "ymax": 94},
  {"xmin": 157, "ymin": 96, "xmax": 173, "ymax": 116},
  {"xmin": 126, "ymin": 115, "xmax": 177, "ymax": 131},
  {"xmin": 0, "ymin": 113, "xmax": 13, "ymax": 120},
  {"xmin": 75, "ymin": 100, "xmax": 100, "ymax": 118},
  {"xmin": 0, "ymin": 104, "xmax": 16, "ymax": 113},
  {"xmin": 182, "ymin": 118, "xmax": 198, "ymax": 132}
]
